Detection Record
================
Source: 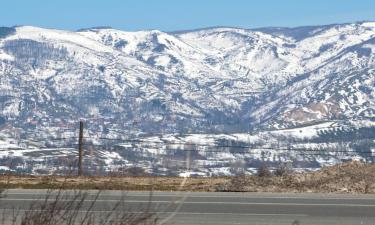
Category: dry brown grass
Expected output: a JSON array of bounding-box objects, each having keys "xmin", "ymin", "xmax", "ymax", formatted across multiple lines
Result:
[
  {"xmin": 2, "ymin": 162, "xmax": 375, "ymax": 194},
  {"xmin": 220, "ymin": 161, "xmax": 375, "ymax": 193},
  {"xmin": 0, "ymin": 175, "xmax": 227, "ymax": 192}
]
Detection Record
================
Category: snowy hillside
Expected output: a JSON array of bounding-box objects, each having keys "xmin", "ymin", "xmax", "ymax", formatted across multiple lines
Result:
[
  {"xmin": 1, "ymin": 22, "xmax": 375, "ymax": 133},
  {"xmin": 1, "ymin": 22, "xmax": 375, "ymax": 175}
]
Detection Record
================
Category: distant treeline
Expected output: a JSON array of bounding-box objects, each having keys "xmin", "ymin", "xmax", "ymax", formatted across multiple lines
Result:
[{"xmin": 314, "ymin": 126, "xmax": 375, "ymax": 143}]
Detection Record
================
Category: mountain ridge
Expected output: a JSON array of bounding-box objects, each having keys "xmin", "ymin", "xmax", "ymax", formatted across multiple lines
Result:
[
  {"xmin": 1, "ymin": 22, "xmax": 375, "ymax": 175},
  {"xmin": 0, "ymin": 22, "xmax": 375, "ymax": 136}
]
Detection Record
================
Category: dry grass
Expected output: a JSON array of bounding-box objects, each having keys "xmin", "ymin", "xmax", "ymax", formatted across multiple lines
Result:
[
  {"xmin": 2, "ymin": 162, "xmax": 375, "ymax": 194},
  {"xmin": 0, "ymin": 175, "xmax": 227, "ymax": 192},
  {"xmin": 0, "ymin": 189, "xmax": 159, "ymax": 225},
  {"xmin": 219, "ymin": 161, "xmax": 375, "ymax": 193}
]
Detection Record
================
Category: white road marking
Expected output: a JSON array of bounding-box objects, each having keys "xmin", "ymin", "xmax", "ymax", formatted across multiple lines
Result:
[
  {"xmin": 6, "ymin": 192, "xmax": 375, "ymax": 200},
  {"xmin": 0, "ymin": 209, "xmax": 308, "ymax": 217},
  {"xmin": 3, "ymin": 198, "xmax": 375, "ymax": 207}
]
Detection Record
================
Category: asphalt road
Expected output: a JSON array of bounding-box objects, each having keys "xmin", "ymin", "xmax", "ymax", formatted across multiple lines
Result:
[{"xmin": 1, "ymin": 190, "xmax": 375, "ymax": 225}]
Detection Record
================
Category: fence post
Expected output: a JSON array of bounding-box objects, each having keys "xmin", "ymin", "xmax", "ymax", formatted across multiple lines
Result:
[{"xmin": 78, "ymin": 121, "xmax": 84, "ymax": 176}]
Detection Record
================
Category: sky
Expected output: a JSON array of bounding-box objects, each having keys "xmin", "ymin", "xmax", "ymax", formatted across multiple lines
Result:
[{"xmin": 2, "ymin": 0, "xmax": 375, "ymax": 31}]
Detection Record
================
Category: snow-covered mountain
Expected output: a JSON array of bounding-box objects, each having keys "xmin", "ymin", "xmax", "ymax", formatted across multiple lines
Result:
[
  {"xmin": 1, "ymin": 22, "xmax": 375, "ymax": 135},
  {"xmin": 1, "ymin": 22, "xmax": 375, "ymax": 175}
]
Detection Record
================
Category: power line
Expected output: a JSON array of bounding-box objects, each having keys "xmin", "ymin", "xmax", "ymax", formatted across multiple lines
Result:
[
  {"xmin": 2, "ymin": 142, "xmax": 373, "ymax": 155},
  {"xmin": 3, "ymin": 136, "xmax": 374, "ymax": 156},
  {"xmin": 91, "ymin": 137, "xmax": 373, "ymax": 154},
  {"xmin": 21, "ymin": 137, "xmax": 79, "ymax": 143},
  {"xmin": 94, "ymin": 137, "xmax": 287, "ymax": 149},
  {"xmin": 1, "ymin": 146, "xmax": 370, "ymax": 157}
]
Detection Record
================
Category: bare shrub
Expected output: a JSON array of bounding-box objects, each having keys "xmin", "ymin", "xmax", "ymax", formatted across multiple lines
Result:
[
  {"xmin": 274, "ymin": 162, "xmax": 292, "ymax": 177},
  {"xmin": 115, "ymin": 167, "xmax": 149, "ymax": 177},
  {"xmin": 257, "ymin": 164, "xmax": 272, "ymax": 177},
  {"xmin": 1, "ymin": 189, "xmax": 159, "ymax": 225},
  {"xmin": 222, "ymin": 175, "xmax": 247, "ymax": 192}
]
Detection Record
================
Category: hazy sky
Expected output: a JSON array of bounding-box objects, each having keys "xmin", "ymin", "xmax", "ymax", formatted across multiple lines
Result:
[{"xmin": 2, "ymin": 0, "xmax": 375, "ymax": 31}]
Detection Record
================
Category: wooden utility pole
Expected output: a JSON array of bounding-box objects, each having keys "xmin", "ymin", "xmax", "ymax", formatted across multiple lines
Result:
[{"xmin": 78, "ymin": 121, "xmax": 84, "ymax": 176}]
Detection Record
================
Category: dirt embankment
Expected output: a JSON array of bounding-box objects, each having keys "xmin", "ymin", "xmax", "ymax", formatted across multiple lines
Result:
[
  {"xmin": 219, "ymin": 161, "xmax": 375, "ymax": 193},
  {"xmin": 0, "ymin": 175, "xmax": 227, "ymax": 191},
  {"xmin": 1, "ymin": 162, "xmax": 374, "ymax": 194}
]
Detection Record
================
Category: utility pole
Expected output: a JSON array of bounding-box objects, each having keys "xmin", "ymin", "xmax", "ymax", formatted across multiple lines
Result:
[{"xmin": 78, "ymin": 121, "xmax": 84, "ymax": 176}]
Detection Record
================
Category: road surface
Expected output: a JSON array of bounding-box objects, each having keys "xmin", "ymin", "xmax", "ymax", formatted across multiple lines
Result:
[{"xmin": 1, "ymin": 190, "xmax": 375, "ymax": 225}]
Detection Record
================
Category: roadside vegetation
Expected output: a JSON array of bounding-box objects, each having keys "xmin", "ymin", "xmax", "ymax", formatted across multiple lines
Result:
[
  {"xmin": 0, "ymin": 175, "xmax": 226, "ymax": 191},
  {"xmin": 0, "ymin": 189, "xmax": 158, "ymax": 225},
  {"xmin": 0, "ymin": 161, "xmax": 374, "ymax": 193},
  {"xmin": 221, "ymin": 161, "xmax": 375, "ymax": 193},
  {"xmin": 0, "ymin": 172, "xmax": 168, "ymax": 225}
]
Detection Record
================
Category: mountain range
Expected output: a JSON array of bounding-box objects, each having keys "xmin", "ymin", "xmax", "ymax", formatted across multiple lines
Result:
[
  {"xmin": 1, "ymin": 22, "xmax": 375, "ymax": 136},
  {"xmin": 1, "ymin": 22, "xmax": 375, "ymax": 175}
]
